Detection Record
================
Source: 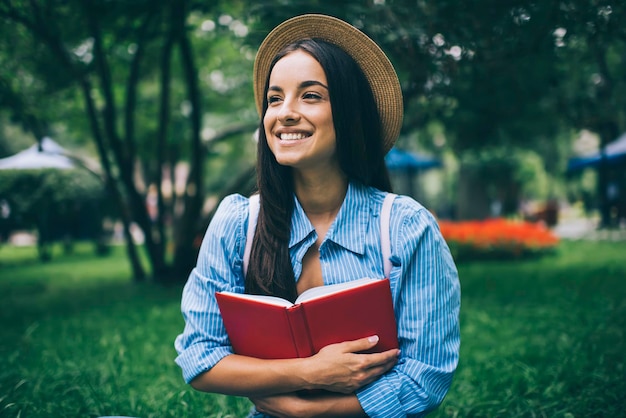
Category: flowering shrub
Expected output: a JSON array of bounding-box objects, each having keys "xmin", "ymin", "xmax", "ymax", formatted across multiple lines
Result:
[{"xmin": 438, "ymin": 218, "xmax": 559, "ymax": 261}]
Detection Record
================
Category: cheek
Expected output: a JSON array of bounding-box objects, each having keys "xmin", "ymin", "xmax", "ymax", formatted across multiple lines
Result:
[
  {"xmin": 263, "ymin": 111, "xmax": 274, "ymax": 132},
  {"xmin": 320, "ymin": 115, "xmax": 336, "ymax": 138},
  {"xmin": 315, "ymin": 107, "xmax": 335, "ymax": 133},
  {"xmin": 262, "ymin": 115, "xmax": 273, "ymax": 138},
  {"xmin": 262, "ymin": 115, "xmax": 277, "ymax": 153}
]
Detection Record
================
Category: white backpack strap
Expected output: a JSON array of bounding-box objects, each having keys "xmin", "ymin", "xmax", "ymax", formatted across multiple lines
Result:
[
  {"xmin": 243, "ymin": 194, "xmax": 260, "ymax": 277},
  {"xmin": 381, "ymin": 193, "xmax": 396, "ymax": 278}
]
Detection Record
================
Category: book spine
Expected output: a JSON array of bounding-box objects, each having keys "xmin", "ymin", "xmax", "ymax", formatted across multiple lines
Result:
[{"xmin": 286, "ymin": 304, "xmax": 315, "ymax": 358}]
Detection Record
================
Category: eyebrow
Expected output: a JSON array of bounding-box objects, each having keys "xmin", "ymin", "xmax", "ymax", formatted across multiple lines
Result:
[{"xmin": 267, "ymin": 80, "xmax": 329, "ymax": 93}]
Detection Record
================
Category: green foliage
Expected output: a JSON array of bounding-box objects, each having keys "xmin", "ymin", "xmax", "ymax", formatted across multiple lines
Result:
[
  {"xmin": 552, "ymin": 1, "xmax": 626, "ymax": 136},
  {"xmin": 2, "ymin": 1, "xmax": 625, "ymax": 274},
  {"xmin": 457, "ymin": 146, "xmax": 553, "ymax": 215},
  {"xmin": 245, "ymin": 1, "xmax": 625, "ymax": 221},
  {"xmin": 566, "ymin": 168, "xmax": 598, "ymax": 214},
  {"xmin": 1, "ymin": 240, "xmax": 625, "ymax": 416},
  {"xmin": 461, "ymin": 147, "xmax": 550, "ymax": 195},
  {"xmin": 0, "ymin": 0, "xmax": 263, "ymax": 279},
  {"xmin": 0, "ymin": 115, "xmax": 35, "ymax": 158},
  {"xmin": 0, "ymin": 169, "xmax": 107, "ymax": 239}
]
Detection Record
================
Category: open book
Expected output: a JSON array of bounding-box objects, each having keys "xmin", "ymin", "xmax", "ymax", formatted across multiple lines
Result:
[{"xmin": 216, "ymin": 278, "xmax": 398, "ymax": 359}]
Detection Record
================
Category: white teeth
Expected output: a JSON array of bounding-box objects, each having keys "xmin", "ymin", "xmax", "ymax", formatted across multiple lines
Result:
[{"xmin": 280, "ymin": 133, "xmax": 307, "ymax": 140}]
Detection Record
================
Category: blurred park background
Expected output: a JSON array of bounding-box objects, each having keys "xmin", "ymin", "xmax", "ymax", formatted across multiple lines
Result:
[{"xmin": 0, "ymin": 0, "xmax": 624, "ymax": 417}]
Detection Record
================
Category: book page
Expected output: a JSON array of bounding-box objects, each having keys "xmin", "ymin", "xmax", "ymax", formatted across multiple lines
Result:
[
  {"xmin": 295, "ymin": 277, "xmax": 379, "ymax": 304},
  {"xmin": 218, "ymin": 292, "xmax": 294, "ymax": 307}
]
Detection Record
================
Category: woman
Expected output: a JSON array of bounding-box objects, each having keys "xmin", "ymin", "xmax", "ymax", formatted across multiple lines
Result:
[{"xmin": 175, "ymin": 14, "xmax": 460, "ymax": 417}]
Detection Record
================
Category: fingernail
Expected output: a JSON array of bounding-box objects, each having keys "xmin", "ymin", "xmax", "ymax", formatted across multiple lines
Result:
[{"xmin": 368, "ymin": 335, "xmax": 379, "ymax": 343}]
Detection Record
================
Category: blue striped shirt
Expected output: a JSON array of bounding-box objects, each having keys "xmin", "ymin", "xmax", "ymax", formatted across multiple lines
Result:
[{"xmin": 175, "ymin": 181, "xmax": 460, "ymax": 417}]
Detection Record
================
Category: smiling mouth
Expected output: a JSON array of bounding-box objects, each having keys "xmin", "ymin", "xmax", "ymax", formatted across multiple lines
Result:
[{"xmin": 279, "ymin": 132, "xmax": 310, "ymax": 141}]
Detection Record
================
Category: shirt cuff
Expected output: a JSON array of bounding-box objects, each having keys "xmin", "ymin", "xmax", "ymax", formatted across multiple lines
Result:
[
  {"xmin": 356, "ymin": 374, "xmax": 405, "ymax": 418},
  {"xmin": 175, "ymin": 343, "xmax": 233, "ymax": 383}
]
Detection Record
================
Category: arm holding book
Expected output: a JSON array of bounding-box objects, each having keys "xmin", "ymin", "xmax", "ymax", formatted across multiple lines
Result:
[
  {"xmin": 176, "ymin": 194, "xmax": 460, "ymax": 417},
  {"xmin": 190, "ymin": 335, "xmax": 398, "ymax": 395},
  {"xmin": 192, "ymin": 342, "xmax": 397, "ymax": 418},
  {"xmin": 175, "ymin": 196, "xmax": 399, "ymax": 402}
]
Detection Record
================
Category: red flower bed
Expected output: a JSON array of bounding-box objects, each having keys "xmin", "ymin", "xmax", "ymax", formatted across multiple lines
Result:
[{"xmin": 438, "ymin": 218, "xmax": 559, "ymax": 261}]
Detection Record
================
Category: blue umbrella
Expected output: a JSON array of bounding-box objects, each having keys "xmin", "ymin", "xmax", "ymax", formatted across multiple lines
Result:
[
  {"xmin": 385, "ymin": 147, "xmax": 442, "ymax": 172},
  {"xmin": 567, "ymin": 132, "xmax": 626, "ymax": 172}
]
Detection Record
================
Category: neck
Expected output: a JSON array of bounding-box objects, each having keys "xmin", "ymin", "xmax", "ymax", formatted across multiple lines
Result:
[{"xmin": 293, "ymin": 169, "xmax": 348, "ymax": 219}]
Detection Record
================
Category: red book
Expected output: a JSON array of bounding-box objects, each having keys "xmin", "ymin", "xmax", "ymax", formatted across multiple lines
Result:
[{"xmin": 215, "ymin": 278, "xmax": 398, "ymax": 359}]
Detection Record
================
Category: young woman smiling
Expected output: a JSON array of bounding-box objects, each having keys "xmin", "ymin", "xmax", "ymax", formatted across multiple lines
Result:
[{"xmin": 175, "ymin": 14, "xmax": 460, "ymax": 417}]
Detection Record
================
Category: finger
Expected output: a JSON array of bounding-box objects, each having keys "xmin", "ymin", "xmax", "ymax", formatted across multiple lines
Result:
[
  {"xmin": 357, "ymin": 348, "xmax": 400, "ymax": 370},
  {"xmin": 369, "ymin": 355, "xmax": 399, "ymax": 374},
  {"xmin": 345, "ymin": 358, "xmax": 399, "ymax": 391},
  {"xmin": 334, "ymin": 335, "xmax": 382, "ymax": 353}
]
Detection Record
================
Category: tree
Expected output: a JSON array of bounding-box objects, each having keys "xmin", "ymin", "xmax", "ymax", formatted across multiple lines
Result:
[
  {"xmin": 552, "ymin": 0, "xmax": 626, "ymax": 226},
  {"xmin": 2, "ymin": 0, "xmax": 624, "ymax": 283},
  {"xmin": 0, "ymin": 0, "xmax": 258, "ymax": 282},
  {"xmin": 247, "ymin": 1, "xmax": 625, "ymax": 220},
  {"xmin": 378, "ymin": 0, "xmax": 625, "ymax": 221}
]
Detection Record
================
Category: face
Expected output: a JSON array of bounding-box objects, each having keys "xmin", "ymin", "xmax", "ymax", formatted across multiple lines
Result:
[{"xmin": 263, "ymin": 50, "xmax": 338, "ymax": 172}]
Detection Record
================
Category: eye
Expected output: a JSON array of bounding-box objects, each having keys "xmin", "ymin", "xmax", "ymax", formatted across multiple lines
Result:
[
  {"xmin": 303, "ymin": 92, "xmax": 322, "ymax": 100},
  {"xmin": 267, "ymin": 95, "xmax": 282, "ymax": 105}
]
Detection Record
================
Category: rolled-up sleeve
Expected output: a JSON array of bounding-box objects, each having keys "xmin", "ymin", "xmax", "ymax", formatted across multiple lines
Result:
[
  {"xmin": 174, "ymin": 194, "xmax": 248, "ymax": 383},
  {"xmin": 357, "ymin": 199, "xmax": 461, "ymax": 417}
]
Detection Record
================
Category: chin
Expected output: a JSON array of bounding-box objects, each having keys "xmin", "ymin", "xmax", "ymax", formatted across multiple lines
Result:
[
  {"xmin": 273, "ymin": 156, "xmax": 297, "ymax": 167},
  {"xmin": 272, "ymin": 152, "xmax": 303, "ymax": 167}
]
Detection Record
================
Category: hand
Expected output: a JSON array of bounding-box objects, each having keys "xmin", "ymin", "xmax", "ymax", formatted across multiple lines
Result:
[{"xmin": 303, "ymin": 335, "xmax": 400, "ymax": 394}]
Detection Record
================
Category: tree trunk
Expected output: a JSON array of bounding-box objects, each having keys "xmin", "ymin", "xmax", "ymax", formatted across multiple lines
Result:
[
  {"xmin": 169, "ymin": 0, "xmax": 205, "ymax": 283},
  {"xmin": 18, "ymin": 0, "xmax": 148, "ymax": 281},
  {"xmin": 596, "ymin": 123, "xmax": 620, "ymax": 228},
  {"xmin": 456, "ymin": 164, "xmax": 491, "ymax": 220},
  {"xmin": 589, "ymin": 35, "xmax": 620, "ymax": 228},
  {"xmin": 79, "ymin": 78, "xmax": 146, "ymax": 282}
]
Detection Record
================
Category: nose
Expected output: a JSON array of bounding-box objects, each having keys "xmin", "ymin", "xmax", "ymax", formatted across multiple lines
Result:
[{"xmin": 277, "ymin": 99, "xmax": 300, "ymax": 124}]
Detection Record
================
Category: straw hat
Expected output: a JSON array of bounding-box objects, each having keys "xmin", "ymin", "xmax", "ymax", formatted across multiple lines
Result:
[{"xmin": 253, "ymin": 14, "xmax": 403, "ymax": 153}]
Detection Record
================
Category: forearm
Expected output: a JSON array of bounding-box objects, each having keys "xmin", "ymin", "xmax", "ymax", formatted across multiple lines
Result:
[
  {"xmin": 310, "ymin": 393, "xmax": 366, "ymax": 417},
  {"xmin": 251, "ymin": 392, "xmax": 367, "ymax": 418},
  {"xmin": 190, "ymin": 337, "xmax": 399, "ymax": 397},
  {"xmin": 190, "ymin": 354, "xmax": 313, "ymax": 396}
]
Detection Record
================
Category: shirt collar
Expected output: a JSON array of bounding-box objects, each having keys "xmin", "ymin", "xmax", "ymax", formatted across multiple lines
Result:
[
  {"xmin": 289, "ymin": 196, "xmax": 316, "ymax": 248},
  {"xmin": 289, "ymin": 181, "xmax": 371, "ymax": 254},
  {"xmin": 327, "ymin": 181, "xmax": 371, "ymax": 255}
]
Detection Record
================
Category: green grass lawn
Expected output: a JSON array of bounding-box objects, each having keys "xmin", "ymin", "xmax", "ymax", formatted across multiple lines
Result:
[{"xmin": 1, "ymin": 240, "xmax": 624, "ymax": 417}]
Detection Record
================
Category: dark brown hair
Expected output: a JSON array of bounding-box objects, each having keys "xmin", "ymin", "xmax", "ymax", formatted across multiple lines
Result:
[{"xmin": 245, "ymin": 39, "xmax": 392, "ymax": 302}]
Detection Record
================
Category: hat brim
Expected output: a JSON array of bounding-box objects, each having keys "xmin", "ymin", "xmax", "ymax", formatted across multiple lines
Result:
[{"xmin": 253, "ymin": 14, "xmax": 403, "ymax": 153}]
